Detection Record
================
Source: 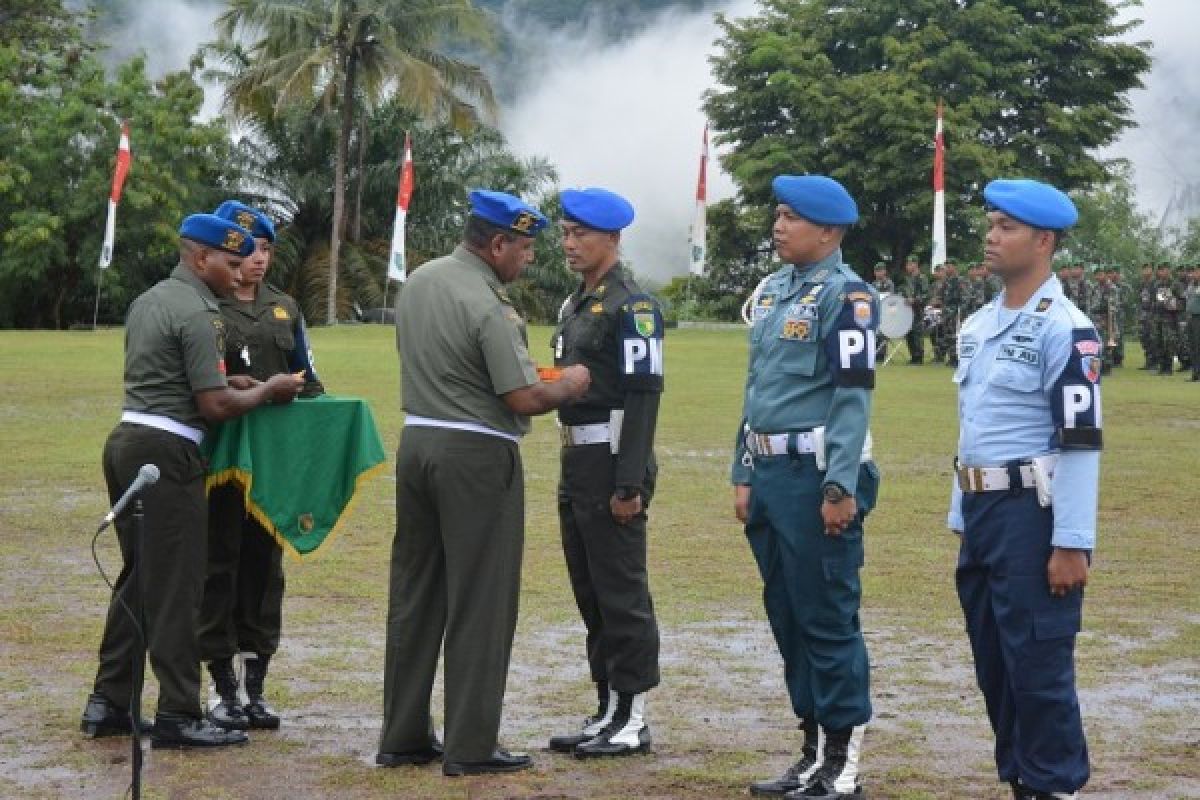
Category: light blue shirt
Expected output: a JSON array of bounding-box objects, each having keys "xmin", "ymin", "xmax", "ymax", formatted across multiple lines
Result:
[
  {"xmin": 732, "ymin": 250, "xmax": 879, "ymax": 494},
  {"xmin": 947, "ymin": 275, "xmax": 1103, "ymax": 550}
]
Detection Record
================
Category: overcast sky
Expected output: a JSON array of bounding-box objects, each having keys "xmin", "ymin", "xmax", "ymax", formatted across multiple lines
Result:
[{"xmin": 122, "ymin": 0, "xmax": 1200, "ymax": 281}]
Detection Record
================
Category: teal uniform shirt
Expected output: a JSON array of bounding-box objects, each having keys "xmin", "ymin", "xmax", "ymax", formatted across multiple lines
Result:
[{"xmin": 731, "ymin": 249, "xmax": 879, "ymax": 494}]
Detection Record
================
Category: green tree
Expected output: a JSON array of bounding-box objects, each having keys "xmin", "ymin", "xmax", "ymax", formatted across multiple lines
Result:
[
  {"xmin": 704, "ymin": 0, "xmax": 1151, "ymax": 274},
  {"xmin": 210, "ymin": 0, "xmax": 496, "ymax": 324},
  {"xmin": 0, "ymin": 2, "xmax": 236, "ymax": 328},
  {"xmin": 1063, "ymin": 164, "xmax": 1169, "ymax": 269}
]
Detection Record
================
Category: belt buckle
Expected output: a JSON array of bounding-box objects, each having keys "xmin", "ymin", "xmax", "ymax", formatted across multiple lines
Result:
[
  {"xmin": 560, "ymin": 427, "xmax": 572, "ymax": 447},
  {"xmin": 970, "ymin": 467, "xmax": 985, "ymax": 492}
]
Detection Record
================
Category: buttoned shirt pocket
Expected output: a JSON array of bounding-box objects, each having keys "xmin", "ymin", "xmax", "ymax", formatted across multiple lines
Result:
[
  {"xmin": 779, "ymin": 341, "xmax": 819, "ymax": 377},
  {"xmin": 988, "ymin": 362, "xmax": 1041, "ymax": 394},
  {"xmin": 573, "ymin": 314, "xmax": 609, "ymax": 353}
]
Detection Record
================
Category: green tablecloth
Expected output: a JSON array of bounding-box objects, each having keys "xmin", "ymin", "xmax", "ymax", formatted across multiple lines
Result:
[{"xmin": 203, "ymin": 395, "xmax": 387, "ymax": 557}]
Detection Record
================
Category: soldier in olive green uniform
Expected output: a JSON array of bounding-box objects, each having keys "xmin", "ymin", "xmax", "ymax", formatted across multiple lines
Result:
[
  {"xmin": 871, "ymin": 262, "xmax": 894, "ymax": 293},
  {"xmin": 900, "ymin": 259, "xmax": 929, "ymax": 364},
  {"xmin": 82, "ymin": 214, "xmax": 301, "ymax": 749},
  {"xmin": 1186, "ymin": 265, "xmax": 1200, "ymax": 381},
  {"xmin": 1090, "ymin": 267, "xmax": 1119, "ymax": 375},
  {"xmin": 1152, "ymin": 263, "xmax": 1186, "ymax": 375},
  {"xmin": 197, "ymin": 201, "xmax": 324, "ymax": 733},
  {"xmin": 1137, "ymin": 265, "xmax": 1157, "ymax": 369},
  {"xmin": 939, "ymin": 262, "xmax": 963, "ymax": 366},
  {"xmin": 1106, "ymin": 266, "xmax": 1127, "ymax": 367},
  {"xmin": 546, "ymin": 189, "xmax": 663, "ymax": 759},
  {"xmin": 962, "ymin": 263, "xmax": 987, "ymax": 315},
  {"xmin": 378, "ymin": 190, "xmax": 590, "ymax": 777}
]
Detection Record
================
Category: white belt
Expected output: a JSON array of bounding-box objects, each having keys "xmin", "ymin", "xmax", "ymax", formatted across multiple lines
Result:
[
  {"xmin": 744, "ymin": 431, "xmax": 817, "ymax": 456},
  {"xmin": 404, "ymin": 414, "xmax": 520, "ymax": 443},
  {"xmin": 120, "ymin": 411, "xmax": 204, "ymax": 445},
  {"xmin": 561, "ymin": 422, "xmax": 612, "ymax": 447},
  {"xmin": 956, "ymin": 463, "xmax": 1037, "ymax": 493}
]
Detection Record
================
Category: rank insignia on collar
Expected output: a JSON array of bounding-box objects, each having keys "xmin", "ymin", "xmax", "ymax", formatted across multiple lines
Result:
[
  {"xmin": 595, "ymin": 284, "xmax": 607, "ymax": 296},
  {"xmin": 273, "ymin": 306, "xmax": 290, "ymax": 320},
  {"xmin": 1035, "ymin": 298, "xmax": 1053, "ymax": 312}
]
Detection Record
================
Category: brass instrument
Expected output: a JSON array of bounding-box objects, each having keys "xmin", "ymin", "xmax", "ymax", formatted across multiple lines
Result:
[{"xmin": 1106, "ymin": 295, "xmax": 1117, "ymax": 349}]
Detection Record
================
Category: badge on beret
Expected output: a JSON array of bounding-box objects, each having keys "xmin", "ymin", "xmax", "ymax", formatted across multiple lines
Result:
[
  {"xmin": 236, "ymin": 210, "xmax": 256, "ymax": 230},
  {"xmin": 273, "ymin": 307, "xmax": 290, "ymax": 320},
  {"xmin": 298, "ymin": 513, "xmax": 315, "ymax": 533},
  {"xmin": 634, "ymin": 312, "xmax": 657, "ymax": 337},
  {"xmin": 223, "ymin": 229, "xmax": 246, "ymax": 253},
  {"xmin": 511, "ymin": 211, "xmax": 538, "ymax": 234}
]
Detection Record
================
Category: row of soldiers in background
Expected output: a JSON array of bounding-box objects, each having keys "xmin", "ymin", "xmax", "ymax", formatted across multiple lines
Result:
[{"xmin": 874, "ymin": 259, "xmax": 1200, "ymax": 380}]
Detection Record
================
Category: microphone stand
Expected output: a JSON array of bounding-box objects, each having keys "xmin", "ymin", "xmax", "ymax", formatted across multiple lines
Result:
[{"xmin": 130, "ymin": 498, "xmax": 145, "ymax": 800}]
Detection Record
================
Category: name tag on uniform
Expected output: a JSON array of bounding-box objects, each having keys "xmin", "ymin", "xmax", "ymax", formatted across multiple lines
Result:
[
  {"xmin": 998, "ymin": 342, "xmax": 1040, "ymax": 365},
  {"xmin": 959, "ymin": 335, "xmax": 978, "ymax": 359}
]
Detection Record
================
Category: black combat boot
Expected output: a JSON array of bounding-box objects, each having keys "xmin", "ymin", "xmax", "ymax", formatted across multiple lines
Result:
[
  {"xmin": 785, "ymin": 724, "xmax": 866, "ymax": 799},
  {"xmin": 549, "ymin": 682, "xmax": 612, "ymax": 753},
  {"xmin": 151, "ymin": 713, "xmax": 248, "ymax": 748},
  {"xmin": 1011, "ymin": 780, "xmax": 1078, "ymax": 799},
  {"xmin": 207, "ymin": 657, "xmax": 250, "ymax": 730},
  {"xmin": 750, "ymin": 718, "xmax": 823, "ymax": 796},
  {"xmin": 80, "ymin": 693, "xmax": 151, "ymax": 738},
  {"xmin": 573, "ymin": 691, "xmax": 651, "ymax": 758},
  {"xmin": 243, "ymin": 653, "xmax": 281, "ymax": 730}
]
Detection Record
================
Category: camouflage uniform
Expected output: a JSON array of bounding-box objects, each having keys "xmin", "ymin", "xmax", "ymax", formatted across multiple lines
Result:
[
  {"xmin": 1151, "ymin": 271, "xmax": 1186, "ymax": 374},
  {"xmin": 1137, "ymin": 273, "xmax": 1158, "ymax": 369},
  {"xmin": 900, "ymin": 267, "xmax": 929, "ymax": 364},
  {"xmin": 938, "ymin": 269, "xmax": 963, "ymax": 366},
  {"xmin": 1090, "ymin": 278, "xmax": 1119, "ymax": 375},
  {"xmin": 1186, "ymin": 270, "xmax": 1200, "ymax": 381}
]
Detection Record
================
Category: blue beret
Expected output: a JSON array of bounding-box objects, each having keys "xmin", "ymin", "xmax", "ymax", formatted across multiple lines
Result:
[
  {"xmin": 213, "ymin": 200, "xmax": 276, "ymax": 242},
  {"xmin": 983, "ymin": 179, "xmax": 1078, "ymax": 230},
  {"xmin": 772, "ymin": 175, "xmax": 859, "ymax": 226},
  {"xmin": 468, "ymin": 189, "xmax": 548, "ymax": 237},
  {"xmin": 179, "ymin": 213, "xmax": 254, "ymax": 257},
  {"xmin": 561, "ymin": 188, "xmax": 635, "ymax": 232}
]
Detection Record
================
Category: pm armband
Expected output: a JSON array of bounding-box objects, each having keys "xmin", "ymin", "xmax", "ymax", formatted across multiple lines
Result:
[{"xmin": 617, "ymin": 296, "xmax": 664, "ymax": 392}]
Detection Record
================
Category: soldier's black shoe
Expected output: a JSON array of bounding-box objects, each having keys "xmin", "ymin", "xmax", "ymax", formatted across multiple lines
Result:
[
  {"xmin": 80, "ymin": 693, "xmax": 151, "ymax": 738},
  {"xmin": 549, "ymin": 682, "xmax": 613, "ymax": 753},
  {"xmin": 574, "ymin": 692, "xmax": 651, "ymax": 759},
  {"xmin": 150, "ymin": 713, "xmax": 249, "ymax": 748},
  {"xmin": 243, "ymin": 654, "xmax": 281, "ymax": 730},
  {"xmin": 376, "ymin": 737, "xmax": 444, "ymax": 767},
  {"xmin": 907, "ymin": 360, "xmax": 924, "ymax": 366},
  {"xmin": 1011, "ymin": 780, "xmax": 1078, "ymax": 799},
  {"xmin": 443, "ymin": 749, "xmax": 533, "ymax": 776},
  {"xmin": 784, "ymin": 724, "xmax": 866, "ymax": 799},
  {"xmin": 750, "ymin": 718, "xmax": 822, "ymax": 796},
  {"xmin": 207, "ymin": 658, "xmax": 249, "ymax": 730}
]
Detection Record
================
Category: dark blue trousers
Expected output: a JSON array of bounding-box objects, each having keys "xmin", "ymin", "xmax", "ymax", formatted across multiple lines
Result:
[
  {"xmin": 957, "ymin": 489, "xmax": 1089, "ymax": 794},
  {"xmin": 745, "ymin": 456, "xmax": 879, "ymax": 730}
]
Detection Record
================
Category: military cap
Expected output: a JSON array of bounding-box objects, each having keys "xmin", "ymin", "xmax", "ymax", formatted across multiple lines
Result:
[
  {"xmin": 468, "ymin": 189, "xmax": 548, "ymax": 237},
  {"xmin": 984, "ymin": 179, "xmax": 1077, "ymax": 230},
  {"xmin": 772, "ymin": 175, "xmax": 859, "ymax": 226},
  {"xmin": 873, "ymin": 261, "xmax": 887, "ymax": 270},
  {"xmin": 179, "ymin": 213, "xmax": 254, "ymax": 257},
  {"xmin": 561, "ymin": 188, "xmax": 635, "ymax": 232},
  {"xmin": 213, "ymin": 200, "xmax": 276, "ymax": 242}
]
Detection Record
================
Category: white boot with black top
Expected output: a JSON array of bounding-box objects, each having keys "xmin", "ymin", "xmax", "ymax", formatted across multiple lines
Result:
[{"xmin": 573, "ymin": 691, "xmax": 651, "ymax": 758}]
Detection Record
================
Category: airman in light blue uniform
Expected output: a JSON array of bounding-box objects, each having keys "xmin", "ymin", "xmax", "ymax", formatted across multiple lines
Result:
[
  {"xmin": 734, "ymin": 175, "xmax": 880, "ymax": 800},
  {"xmin": 949, "ymin": 179, "xmax": 1101, "ymax": 800}
]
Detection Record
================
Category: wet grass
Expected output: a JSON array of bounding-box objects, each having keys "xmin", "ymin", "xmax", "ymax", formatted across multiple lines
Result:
[{"xmin": 0, "ymin": 326, "xmax": 1197, "ymax": 798}]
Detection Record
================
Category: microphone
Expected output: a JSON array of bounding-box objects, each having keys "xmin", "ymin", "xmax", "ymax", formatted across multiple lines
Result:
[{"xmin": 97, "ymin": 464, "xmax": 160, "ymax": 533}]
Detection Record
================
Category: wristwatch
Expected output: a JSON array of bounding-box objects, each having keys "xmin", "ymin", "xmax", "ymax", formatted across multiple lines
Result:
[
  {"xmin": 614, "ymin": 486, "xmax": 640, "ymax": 502},
  {"xmin": 822, "ymin": 483, "xmax": 849, "ymax": 503}
]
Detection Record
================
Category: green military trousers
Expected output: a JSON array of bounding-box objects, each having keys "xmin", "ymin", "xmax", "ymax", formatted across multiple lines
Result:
[
  {"xmin": 93, "ymin": 423, "xmax": 207, "ymax": 717},
  {"xmin": 196, "ymin": 484, "xmax": 286, "ymax": 660},
  {"xmin": 380, "ymin": 426, "xmax": 525, "ymax": 763}
]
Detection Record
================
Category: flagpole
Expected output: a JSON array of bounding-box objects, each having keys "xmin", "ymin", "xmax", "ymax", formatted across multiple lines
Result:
[
  {"xmin": 931, "ymin": 100, "xmax": 946, "ymax": 273},
  {"xmin": 92, "ymin": 269, "xmax": 102, "ymax": 330}
]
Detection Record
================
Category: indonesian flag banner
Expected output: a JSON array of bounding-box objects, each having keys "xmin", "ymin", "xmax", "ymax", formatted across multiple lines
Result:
[
  {"xmin": 99, "ymin": 122, "xmax": 131, "ymax": 269},
  {"xmin": 388, "ymin": 133, "xmax": 414, "ymax": 283},
  {"xmin": 931, "ymin": 101, "xmax": 946, "ymax": 271},
  {"xmin": 688, "ymin": 124, "xmax": 709, "ymax": 276}
]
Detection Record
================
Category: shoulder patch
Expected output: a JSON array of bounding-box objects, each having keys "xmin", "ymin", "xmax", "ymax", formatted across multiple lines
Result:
[{"xmin": 617, "ymin": 294, "xmax": 665, "ymax": 392}]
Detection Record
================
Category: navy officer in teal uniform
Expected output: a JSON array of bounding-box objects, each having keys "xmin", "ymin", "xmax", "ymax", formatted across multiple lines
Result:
[
  {"xmin": 733, "ymin": 175, "xmax": 881, "ymax": 800},
  {"xmin": 949, "ymin": 179, "xmax": 1101, "ymax": 800}
]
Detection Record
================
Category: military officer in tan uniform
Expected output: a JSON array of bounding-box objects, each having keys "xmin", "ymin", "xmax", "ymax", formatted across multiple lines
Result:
[{"xmin": 378, "ymin": 190, "xmax": 590, "ymax": 776}]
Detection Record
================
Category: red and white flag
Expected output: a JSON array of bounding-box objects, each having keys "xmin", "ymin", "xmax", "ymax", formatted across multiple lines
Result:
[
  {"xmin": 388, "ymin": 133, "xmax": 414, "ymax": 283},
  {"xmin": 99, "ymin": 121, "xmax": 131, "ymax": 269},
  {"xmin": 688, "ymin": 124, "xmax": 709, "ymax": 276},
  {"xmin": 931, "ymin": 100, "xmax": 946, "ymax": 270}
]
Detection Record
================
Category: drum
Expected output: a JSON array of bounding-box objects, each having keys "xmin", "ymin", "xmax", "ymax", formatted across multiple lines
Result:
[
  {"xmin": 924, "ymin": 306, "xmax": 943, "ymax": 329},
  {"xmin": 879, "ymin": 292, "xmax": 913, "ymax": 339}
]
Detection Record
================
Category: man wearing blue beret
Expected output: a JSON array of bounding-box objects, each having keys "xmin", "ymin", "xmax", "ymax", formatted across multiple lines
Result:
[
  {"xmin": 197, "ymin": 201, "xmax": 324, "ymax": 734},
  {"xmin": 82, "ymin": 214, "xmax": 303, "ymax": 749},
  {"xmin": 379, "ymin": 189, "xmax": 591, "ymax": 776},
  {"xmin": 545, "ymin": 188, "xmax": 664, "ymax": 758},
  {"xmin": 733, "ymin": 175, "xmax": 881, "ymax": 799},
  {"xmin": 949, "ymin": 178, "xmax": 1101, "ymax": 800}
]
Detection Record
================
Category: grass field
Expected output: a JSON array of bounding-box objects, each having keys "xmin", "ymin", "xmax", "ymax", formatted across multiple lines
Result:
[{"xmin": 0, "ymin": 325, "xmax": 1197, "ymax": 799}]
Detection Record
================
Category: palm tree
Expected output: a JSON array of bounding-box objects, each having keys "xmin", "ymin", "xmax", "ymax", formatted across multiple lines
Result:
[{"xmin": 211, "ymin": 0, "xmax": 496, "ymax": 324}]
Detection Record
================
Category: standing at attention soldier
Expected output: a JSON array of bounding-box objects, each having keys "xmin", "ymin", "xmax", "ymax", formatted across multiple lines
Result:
[
  {"xmin": 546, "ymin": 188, "xmax": 664, "ymax": 759},
  {"xmin": 734, "ymin": 175, "xmax": 881, "ymax": 800},
  {"xmin": 378, "ymin": 190, "xmax": 590, "ymax": 777},
  {"xmin": 197, "ymin": 200, "xmax": 323, "ymax": 734},
  {"xmin": 82, "ymin": 214, "xmax": 302, "ymax": 748},
  {"xmin": 871, "ymin": 262, "xmax": 894, "ymax": 294},
  {"xmin": 949, "ymin": 179, "xmax": 1101, "ymax": 800},
  {"xmin": 900, "ymin": 257, "xmax": 929, "ymax": 365}
]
